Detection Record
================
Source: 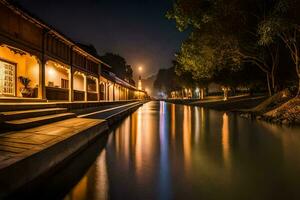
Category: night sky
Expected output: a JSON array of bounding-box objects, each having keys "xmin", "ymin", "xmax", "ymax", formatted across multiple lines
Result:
[{"xmin": 16, "ymin": 0, "xmax": 187, "ymax": 78}]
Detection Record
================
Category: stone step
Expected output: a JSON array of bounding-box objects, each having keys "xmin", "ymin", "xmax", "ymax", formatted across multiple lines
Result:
[
  {"xmin": 1, "ymin": 108, "xmax": 68, "ymax": 121},
  {"xmin": 0, "ymin": 98, "xmax": 47, "ymax": 103},
  {"xmin": 0, "ymin": 103, "xmax": 58, "ymax": 112},
  {"xmin": 4, "ymin": 113, "xmax": 77, "ymax": 131}
]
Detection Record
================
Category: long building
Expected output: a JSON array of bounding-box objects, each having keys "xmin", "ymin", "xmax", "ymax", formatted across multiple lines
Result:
[{"xmin": 0, "ymin": 0, "xmax": 146, "ymax": 102}]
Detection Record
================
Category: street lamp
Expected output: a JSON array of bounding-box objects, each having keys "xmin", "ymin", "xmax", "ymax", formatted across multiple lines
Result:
[
  {"xmin": 137, "ymin": 66, "xmax": 143, "ymax": 91},
  {"xmin": 138, "ymin": 66, "xmax": 143, "ymax": 72}
]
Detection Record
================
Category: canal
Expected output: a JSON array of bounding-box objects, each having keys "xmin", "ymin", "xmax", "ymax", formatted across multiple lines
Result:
[{"xmin": 37, "ymin": 101, "xmax": 300, "ymax": 200}]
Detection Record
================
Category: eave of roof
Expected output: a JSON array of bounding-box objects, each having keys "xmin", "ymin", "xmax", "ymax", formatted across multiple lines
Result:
[{"xmin": 1, "ymin": 0, "xmax": 102, "ymax": 64}]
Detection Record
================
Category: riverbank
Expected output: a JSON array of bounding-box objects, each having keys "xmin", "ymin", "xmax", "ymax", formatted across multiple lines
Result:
[
  {"xmin": 165, "ymin": 95, "xmax": 267, "ymax": 111},
  {"xmin": 0, "ymin": 101, "xmax": 146, "ymax": 198},
  {"xmin": 261, "ymin": 97, "xmax": 300, "ymax": 125},
  {"xmin": 165, "ymin": 92, "xmax": 300, "ymax": 126},
  {"xmin": 239, "ymin": 90, "xmax": 300, "ymax": 126}
]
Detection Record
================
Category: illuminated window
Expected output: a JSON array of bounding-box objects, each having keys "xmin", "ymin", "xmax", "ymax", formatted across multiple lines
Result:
[
  {"xmin": 61, "ymin": 78, "xmax": 69, "ymax": 89},
  {"xmin": 0, "ymin": 59, "xmax": 16, "ymax": 96}
]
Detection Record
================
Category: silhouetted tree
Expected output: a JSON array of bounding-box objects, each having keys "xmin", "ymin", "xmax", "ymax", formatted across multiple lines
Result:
[{"xmin": 100, "ymin": 53, "xmax": 134, "ymax": 84}]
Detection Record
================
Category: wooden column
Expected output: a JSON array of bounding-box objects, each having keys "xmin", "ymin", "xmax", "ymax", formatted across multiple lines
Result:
[
  {"xmin": 69, "ymin": 68, "xmax": 73, "ymax": 102},
  {"xmin": 84, "ymin": 74, "xmax": 87, "ymax": 102},
  {"xmin": 40, "ymin": 30, "xmax": 47, "ymax": 100},
  {"xmin": 96, "ymin": 78, "xmax": 100, "ymax": 101},
  {"xmin": 69, "ymin": 46, "xmax": 74, "ymax": 102},
  {"xmin": 113, "ymin": 83, "xmax": 115, "ymax": 101}
]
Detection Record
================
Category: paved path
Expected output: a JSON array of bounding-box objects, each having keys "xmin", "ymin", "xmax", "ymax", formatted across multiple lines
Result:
[
  {"xmin": 0, "ymin": 118, "xmax": 106, "ymax": 170},
  {"xmin": 0, "ymin": 101, "xmax": 142, "ymax": 169}
]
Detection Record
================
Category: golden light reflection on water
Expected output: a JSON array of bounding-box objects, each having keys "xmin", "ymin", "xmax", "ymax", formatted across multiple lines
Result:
[
  {"xmin": 222, "ymin": 113, "xmax": 231, "ymax": 169},
  {"xmin": 183, "ymin": 105, "xmax": 192, "ymax": 173},
  {"xmin": 94, "ymin": 150, "xmax": 109, "ymax": 200},
  {"xmin": 171, "ymin": 104, "xmax": 176, "ymax": 140},
  {"xmin": 65, "ymin": 176, "xmax": 87, "ymax": 200},
  {"xmin": 135, "ymin": 107, "xmax": 143, "ymax": 177},
  {"xmin": 65, "ymin": 150, "xmax": 108, "ymax": 200},
  {"xmin": 200, "ymin": 107, "xmax": 205, "ymax": 137},
  {"xmin": 63, "ymin": 102, "xmax": 300, "ymax": 200},
  {"xmin": 135, "ymin": 105, "xmax": 157, "ymax": 185},
  {"xmin": 194, "ymin": 107, "xmax": 200, "ymax": 144},
  {"xmin": 130, "ymin": 112, "xmax": 138, "ymax": 152}
]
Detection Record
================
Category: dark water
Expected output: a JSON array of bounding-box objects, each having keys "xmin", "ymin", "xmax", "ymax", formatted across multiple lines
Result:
[{"xmin": 63, "ymin": 101, "xmax": 300, "ymax": 200}]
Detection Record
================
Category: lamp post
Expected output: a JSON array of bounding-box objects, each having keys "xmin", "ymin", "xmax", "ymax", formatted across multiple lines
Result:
[{"xmin": 137, "ymin": 66, "xmax": 143, "ymax": 99}]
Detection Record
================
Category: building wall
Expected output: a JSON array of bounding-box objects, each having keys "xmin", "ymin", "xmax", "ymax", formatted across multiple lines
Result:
[
  {"xmin": 74, "ymin": 74, "xmax": 84, "ymax": 91},
  {"xmin": 0, "ymin": 45, "xmax": 39, "ymax": 97},
  {"xmin": 0, "ymin": 3, "xmax": 43, "ymax": 49},
  {"xmin": 109, "ymin": 85, "xmax": 114, "ymax": 101},
  {"xmin": 45, "ymin": 61, "xmax": 69, "ymax": 88},
  {"xmin": 0, "ymin": 2, "xmax": 148, "ymax": 102}
]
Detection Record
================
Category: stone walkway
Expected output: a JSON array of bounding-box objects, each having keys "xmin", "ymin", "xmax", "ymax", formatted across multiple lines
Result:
[{"xmin": 0, "ymin": 117, "xmax": 106, "ymax": 170}]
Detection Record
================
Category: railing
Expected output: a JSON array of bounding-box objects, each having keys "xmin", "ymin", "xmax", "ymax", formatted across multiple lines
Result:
[
  {"xmin": 46, "ymin": 87, "xmax": 69, "ymax": 101},
  {"xmin": 74, "ymin": 90, "xmax": 85, "ymax": 101},
  {"xmin": 100, "ymin": 92, "xmax": 105, "ymax": 100},
  {"xmin": 87, "ymin": 92, "xmax": 98, "ymax": 101}
]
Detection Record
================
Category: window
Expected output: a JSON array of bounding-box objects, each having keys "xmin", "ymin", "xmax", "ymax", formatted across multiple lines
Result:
[
  {"xmin": 61, "ymin": 78, "xmax": 69, "ymax": 89},
  {"xmin": 0, "ymin": 60, "xmax": 16, "ymax": 96}
]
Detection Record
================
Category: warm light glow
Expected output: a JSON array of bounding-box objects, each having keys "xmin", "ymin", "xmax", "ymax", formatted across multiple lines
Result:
[
  {"xmin": 138, "ymin": 80, "xmax": 142, "ymax": 91},
  {"xmin": 0, "ymin": 45, "xmax": 40, "ymax": 97},
  {"xmin": 183, "ymin": 105, "xmax": 192, "ymax": 174},
  {"xmin": 145, "ymin": 87, "xmax": 150, "ymax": 93},
  {"xmin": 171, "ymin": 104, "xmax": 176, "ymax": 140},
  {"xmin": 48, "ymin": 67, "xmax": 55, "ymax": 77},
  {"xmin": 138, "ymin": 66, "xmax": 143, "ymax": 72},
  {"xmin": 222, "ymin": 87, "xmax": 229, "ymax": 101}
]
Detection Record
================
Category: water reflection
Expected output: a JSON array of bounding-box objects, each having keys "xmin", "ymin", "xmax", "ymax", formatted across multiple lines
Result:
[
  {"xmin": 183, "ymin": 105, "xmax": 192, "ymax": 175},
  {"xmin": 222, "ymin": 113, "xmax": 231, "ymax": 169},
  {"xmin": 159, "ymin": 101, "xmax": 171, "ymax": 199},
  {"xmin": 65, "ymin": 150, "xmax": 108, "ymax": 200},
  {"xmin": 64, "ymin": 101, "xmax": 300, "ymax": 200},
  {"xmin": 171, "ymin": 103, "xmax": 176, "ymax": 140}
]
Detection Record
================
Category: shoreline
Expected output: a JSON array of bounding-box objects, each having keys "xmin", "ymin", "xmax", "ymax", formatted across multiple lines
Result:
[{"xmin": 164, "ymin": 96, "xmax": 300, "ymax": 126}]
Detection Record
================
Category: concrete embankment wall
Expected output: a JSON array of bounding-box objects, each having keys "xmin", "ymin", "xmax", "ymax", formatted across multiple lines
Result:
[{"xmin": 0, "ymin": 100, "xmax": 139, "ymax": 112}]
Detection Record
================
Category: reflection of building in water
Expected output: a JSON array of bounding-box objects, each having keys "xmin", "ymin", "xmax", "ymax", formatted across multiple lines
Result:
[
  {"xmin": 183, "ymin": 105, "xmax": 192, "ymax": 173},
  {"xmin": 114, "ymin": 117, "xmax": 131, "ymax": 168},
  {"xmin": 222, "ymin": 113, "xmax": 231, "ymax": 169},
  {"xmin": 123, "ymin": 117, "xmax": 131, "ymax": 166},
  {"xmin": 65, "ymin": 150, "xmax": 108, "ymax": 200},
  {"xmin": 135, "ymin": 107, "xmax": 143, "ymax": 177},
  {"xmin": 130, "ymin": 112, "xmax": 138, "ymax": 153},
  {"xmin": 134, "ymin": 104, "xmax": 158, "ymax": 186}
]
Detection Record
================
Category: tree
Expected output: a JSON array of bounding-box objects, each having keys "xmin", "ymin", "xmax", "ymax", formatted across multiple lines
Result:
[
  {"xmin": 154, "ymin": 67, "xmax": 181, "ymax": 95},
  {"xmin": 100, "ymin": 53, "xmax": 135, "ymax": 84},
  {"xmin": 258, "ymin": 0, "xmax": 300, "ymax": 96},
  {"xmin": 175, "ymin": 30, "xmax": 241, "ymax": 82},
  {"xmin": 167, "ymin": 0, "xmax": 285, "ymax": 96}
]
